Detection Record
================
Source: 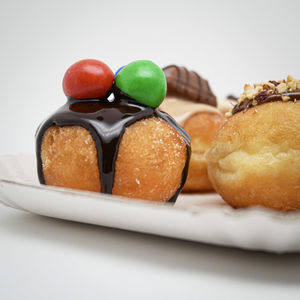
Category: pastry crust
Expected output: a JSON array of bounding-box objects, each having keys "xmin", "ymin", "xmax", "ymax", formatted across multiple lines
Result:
[
  {"xmin": 160, "ymin": 98, "xmax": 224, "ymax": 192},
  {"xmin": 41, "ymin": 125, "xmax": 101, "ymax": 192},
  {"xmin": 41, "ymin": 117, "xmax": 187, "ymax": 202},
  {"xmin": 182, "ymin": 111, "xmax": 224, "ymax": 192},
  {"xmin": 206, "ymin": 101, "xmax": 300, "ymax": 211}
]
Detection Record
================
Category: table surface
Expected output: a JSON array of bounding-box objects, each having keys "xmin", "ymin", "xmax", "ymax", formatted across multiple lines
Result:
[{"xmin": 1, "ymin": 204, "xmax": 300, "ymax": 300}]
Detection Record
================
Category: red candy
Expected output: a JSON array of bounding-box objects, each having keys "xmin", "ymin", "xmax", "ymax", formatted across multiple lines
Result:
[{"xmin": 63, "ymin": 59, "xmax": 114, "ymax": 99}]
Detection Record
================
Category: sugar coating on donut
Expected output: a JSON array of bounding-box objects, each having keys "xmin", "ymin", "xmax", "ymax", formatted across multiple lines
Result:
[
  {"xmin": 41, "ymin": 125, "xmax": 101, "ymax": 192},
  {"xmin": 113, "ymin": 117, "xmax": 187, "ymax": 201},
  {"xmin": 207, "ymin": 101, "xmax": 300, "ymax": 211},
  {"xmin": 41, "ymin": 117, "xmax": 187, "ymax": 201}
]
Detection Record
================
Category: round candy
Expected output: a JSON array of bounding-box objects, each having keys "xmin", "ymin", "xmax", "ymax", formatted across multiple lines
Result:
[
  {"xmin": 114, "ymin": 66, "xmax": 124, "ymax": 79},
  {"xmin": 115, "ymin": 60, "xmax": 167, "ymax": 108},
  {"xmin": 63, "ymin": 59, "xmax": 114, "ymax": 99}
]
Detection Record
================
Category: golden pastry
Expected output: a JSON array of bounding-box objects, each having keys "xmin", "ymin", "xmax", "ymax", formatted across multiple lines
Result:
[
  {"xmin": 207, "ymin": 75, "xmax": 300, "ymax": 210},
  {"xmin": 162, "ymin": 65, "xmax": 224, "ymax": 192}
]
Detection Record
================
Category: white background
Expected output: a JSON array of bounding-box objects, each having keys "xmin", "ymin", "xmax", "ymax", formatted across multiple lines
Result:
[
  {"xmin": 1, "ymin": 0, "xmax": 300, "ymax": 154},
  {"xmin": 1, "ymin": 0, "xmax": 300, "ymax": 299}
]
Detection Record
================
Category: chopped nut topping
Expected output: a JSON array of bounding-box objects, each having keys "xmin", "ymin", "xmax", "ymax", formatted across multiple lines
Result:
[
  {"xmin": 276, "ymin": 83, "xmax": 287, "ymax": 93},
  {"xmin": 230, "ymin": 75, "xmax": 300, "ymax": 117},
  {"xmin": 225, "ymin": 111, "xmax": 232, "ymax": 118},
  {"xmin": 282, "ymin": 96, "xmax": 290, "ymax": 102},
  {"xmin": 237, "ymin": 75, "xmax": 300, "ymax": 105},
  {"xmin": 269, "ymin": 80, "xmax": 279, "ymax": 86}
]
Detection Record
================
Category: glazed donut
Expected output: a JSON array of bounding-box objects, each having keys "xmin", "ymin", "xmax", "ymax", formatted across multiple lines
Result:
[
  {"xmin": 36, "ymin": 59, "xmax": 190, "ymax": 202},
  {"xmin": 206, "ymin": 75, "xmax": 300, "ymax": 211},
  {"xmin": 162, "ymin": 65, "xmax": 224, "ymax": 192}
]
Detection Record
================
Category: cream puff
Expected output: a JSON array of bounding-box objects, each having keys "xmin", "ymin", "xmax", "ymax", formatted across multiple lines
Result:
[{"xmin": 207, "ymin": 75, "xmax": 300, "ymax": 211}]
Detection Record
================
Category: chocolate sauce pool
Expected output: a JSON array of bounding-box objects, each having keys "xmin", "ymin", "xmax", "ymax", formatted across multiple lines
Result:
[{"xmin": 36, "ymin": 90, "xmax": 191, "ymax": 203}]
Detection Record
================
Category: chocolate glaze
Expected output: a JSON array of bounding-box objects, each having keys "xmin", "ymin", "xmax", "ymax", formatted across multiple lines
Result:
[
  {"xmin": 163, "ymin": 65, "xmax": 217, "ymax": 107},
  {"xmin": 232, "ymin": 90, "xmax": 300, "ymax": 115},
  {"xmin": 36, "ymin": 89, "xmax": 191, "ymax": 203}
]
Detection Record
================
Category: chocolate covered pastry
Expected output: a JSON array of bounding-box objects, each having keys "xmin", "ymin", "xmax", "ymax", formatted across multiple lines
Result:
[
  {"xmin": 161, "ymin": 65, "xmax": 224, "ymax": 192},
  {"xmin": 207, "ymin": 75, "xmax": 300, "ymax": 211},
  {"xmin": 36, "ymin": 59, "xmax": 191, "ymax": 202},
  {"xmin": 163, "ymin": 65, "xmax": 217, "ymax": 106}
]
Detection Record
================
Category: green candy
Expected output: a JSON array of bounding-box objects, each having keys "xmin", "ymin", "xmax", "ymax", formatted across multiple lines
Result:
[{"xmin": 115, "ymin": 60, "xmax": 167, "ymax": 108}]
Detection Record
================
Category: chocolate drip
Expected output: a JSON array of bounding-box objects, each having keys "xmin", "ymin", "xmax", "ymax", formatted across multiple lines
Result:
[
  {"xmin": 35, "ymin": 89, "xmax": 191, "ymax": 203},
  {"xmin": 163, "ymin": 65, "xmax": 217, "ymax": 107},
  {"xmin": 232, "ymin": 90, "xmax": 300, "ymax": 115}
]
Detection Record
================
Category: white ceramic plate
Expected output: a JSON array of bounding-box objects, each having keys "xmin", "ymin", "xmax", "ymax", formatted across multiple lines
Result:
[{"xmin": 0, "ymin": 154, "xmax": 300, "ymax": 253}]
